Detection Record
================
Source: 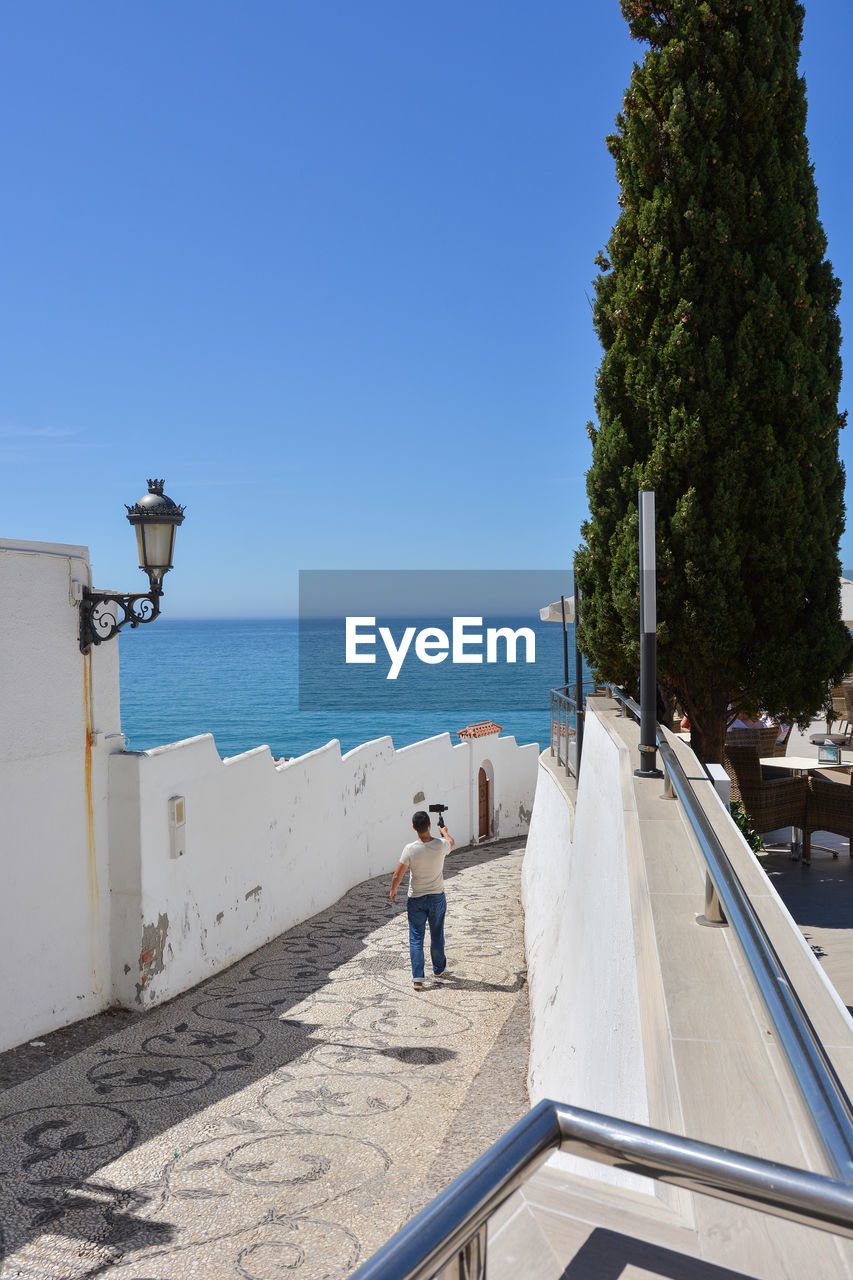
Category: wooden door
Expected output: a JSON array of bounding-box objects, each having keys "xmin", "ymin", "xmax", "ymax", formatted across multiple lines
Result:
[{"xmin": 478, "ymin": 768, "xmax": 490, "ymax": 839}]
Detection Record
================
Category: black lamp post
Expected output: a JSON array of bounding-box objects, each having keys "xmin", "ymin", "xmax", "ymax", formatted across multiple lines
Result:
[
  {"xmin": 634, "ymin": 488, "xmax": 663, "ymax": 778},
  {"xmin": 79, "ymin": 478, "xmax": 186, "ymax": 652}
]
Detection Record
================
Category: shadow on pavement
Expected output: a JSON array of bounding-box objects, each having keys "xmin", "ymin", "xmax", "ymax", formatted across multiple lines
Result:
[{"xmin": 0, "ymin": 839, "xmax": 525, "ymax": 1276}]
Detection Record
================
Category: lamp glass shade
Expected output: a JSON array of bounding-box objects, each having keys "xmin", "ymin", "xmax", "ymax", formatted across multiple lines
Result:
[{"xmin": 136, "ymin": 522, "xmax": 177, "ymax": 580}]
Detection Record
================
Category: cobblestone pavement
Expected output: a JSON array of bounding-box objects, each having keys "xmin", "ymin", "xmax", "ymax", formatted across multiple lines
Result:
[{"xmin": 0, "ymin": 840, "xmax": 529, "ymax": 1279}]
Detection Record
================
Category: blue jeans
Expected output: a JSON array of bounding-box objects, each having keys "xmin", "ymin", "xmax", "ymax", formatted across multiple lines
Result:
[{"xmin": 407, "ymin": 892, "xmax": 447, "ymax": 980}]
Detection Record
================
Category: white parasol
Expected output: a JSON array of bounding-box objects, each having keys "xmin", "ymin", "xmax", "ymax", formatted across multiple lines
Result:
[
  {"xmin": 539, "ymin": 595, "xmax": 575, "ymax": 686},
  {"xmin": 539, "ymin": 597, "xmax": 575, "ymax": 624}
]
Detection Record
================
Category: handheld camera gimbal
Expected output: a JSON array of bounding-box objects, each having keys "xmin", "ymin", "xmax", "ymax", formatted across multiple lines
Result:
[{"xmin": 428, "ymin": 803, "xmax": 449, "ymax": 830}]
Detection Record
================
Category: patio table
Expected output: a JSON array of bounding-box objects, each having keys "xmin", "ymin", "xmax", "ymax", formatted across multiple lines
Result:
[
  {"xmin": 759, "ymin": 756, "xmax": 853, "ymax": 861},
  {"xmin": 759, "ymin": 755, "xmax": 853, "ymax": 775}
]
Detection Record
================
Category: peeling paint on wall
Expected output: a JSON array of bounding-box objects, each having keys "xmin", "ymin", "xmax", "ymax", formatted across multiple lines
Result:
[
  {"xmin": 413, "ymin": 791, "xmax": 425, "ymax": 804},
  {"xmin": 136, "ymin": 913, "xmax": 170, "ymax": 1002},
  {"xmin": 518, "ymin": 801, "xmax": 532, "ymax": 826},
  {"xmin": 244, "ymin": 885, "xmax": 263, "ymax": 901},
  {"xmin": 215, "ymin": 912, "xmax": 224, "ymax": 924}
]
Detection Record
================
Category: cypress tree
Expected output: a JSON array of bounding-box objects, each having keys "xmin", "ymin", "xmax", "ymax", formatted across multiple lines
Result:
[{"xmin": 576, "ymin": 0, "xmax": 851, "ymax": 765}]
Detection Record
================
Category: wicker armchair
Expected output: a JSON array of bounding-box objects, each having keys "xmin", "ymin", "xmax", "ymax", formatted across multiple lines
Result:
[
  {"xmin": 722, "ymin": 742, "xmax": 807, "ymax": 840},
  {"xmin": 725, "ymin": 724, "xmax": 790, "ymax": 759},
  {"xmin": 805, "ymin": 774, "xmax": 853, "ymax": 860}
]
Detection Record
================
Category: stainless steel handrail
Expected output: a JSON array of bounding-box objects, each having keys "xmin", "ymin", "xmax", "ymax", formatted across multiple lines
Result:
[
  {"xmin": 609, "ymin": 684, "xmax": 853, "ymax": 1180},
  {"xmin": 350, "ymin": 1099, "xmax": 853, "ymax": 1280}
]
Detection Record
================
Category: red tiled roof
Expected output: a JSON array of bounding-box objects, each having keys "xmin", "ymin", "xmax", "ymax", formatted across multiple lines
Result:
[{"xmin": 456, "ymin": 720, "xmax": 503, "ymax": 738}]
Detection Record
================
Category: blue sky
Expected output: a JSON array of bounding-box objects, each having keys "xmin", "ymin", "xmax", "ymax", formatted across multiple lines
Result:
[{"xmin": 2, "ymin": 1, "xmax": 852, "ymax": 616}]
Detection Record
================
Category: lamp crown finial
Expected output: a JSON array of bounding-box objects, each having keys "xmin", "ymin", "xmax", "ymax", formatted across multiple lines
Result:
[{"xmin": 147, "ymin": 478, "xmax": 165, "ymax": 495}]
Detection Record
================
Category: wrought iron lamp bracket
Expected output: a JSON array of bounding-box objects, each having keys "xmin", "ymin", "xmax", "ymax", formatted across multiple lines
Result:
[{"xmin": 79, "ymin": 586, "xmax": 163, "ymax": 653}]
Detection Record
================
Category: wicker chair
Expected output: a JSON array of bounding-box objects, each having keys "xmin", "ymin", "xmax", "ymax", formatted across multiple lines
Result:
[
  {"xmin": 725, "ymin": 723, "xmax": 790, "ymax": 759},
  {"xmin": 805, "ymin": 774, "xmax": 853, "ymax": 860},
  {"xmin": 724, "ymin": 725, "xmax": 780, "ymax": 761},
  {"xmin": 722, "ymin": 741, "xmax": 807, "ymax": 844}
]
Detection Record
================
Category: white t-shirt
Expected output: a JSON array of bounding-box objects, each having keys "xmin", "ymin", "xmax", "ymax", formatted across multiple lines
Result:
[{"xmin": 399, "ymin": 836, "xmax": 451, "ymax": 897}]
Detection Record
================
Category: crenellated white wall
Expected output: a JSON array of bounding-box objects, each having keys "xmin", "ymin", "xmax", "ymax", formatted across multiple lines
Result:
[
  {"xmin": 0, "ymin": 536, "xmax": 539, "ymax": 1050},
  {"xmin": 0, "ymin": 540, "xmax": 125, "ymax": 1047},
  {"xmin": 109, "ymin": 728, "xmax": 538, "ymax": 1008}
]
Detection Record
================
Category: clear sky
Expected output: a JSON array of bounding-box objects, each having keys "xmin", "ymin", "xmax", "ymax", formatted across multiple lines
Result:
[{"xmin": 2, "ymin": 1, "xmax": 852, "ymax": 616}]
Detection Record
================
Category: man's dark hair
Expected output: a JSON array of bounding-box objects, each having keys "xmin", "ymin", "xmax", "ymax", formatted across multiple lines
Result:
[{"xmin": 412, "ymin": 810, "xmax": 430, "ymax": 833}]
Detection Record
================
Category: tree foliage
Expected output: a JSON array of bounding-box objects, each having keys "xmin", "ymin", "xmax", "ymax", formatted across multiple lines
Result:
[{"xmin": 576, "ymin": 0, "xmax": 851, "ymax": 763}]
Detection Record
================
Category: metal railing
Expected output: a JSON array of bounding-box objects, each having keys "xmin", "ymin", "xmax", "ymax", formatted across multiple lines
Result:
[
  {"xmin": 351, "ymin": 1099, "xmax": 853, "ymax": 1280},
  {"xmin": 609, "ymin": 683, "xmax": 853, "ymax": 1182},
  {"xmin": 549, "ymin": 683, "xmax": 578, "ymax": 776},
  {"xmin": 549, "ymin": 679, "xmax": 600, "ymax": 777}
]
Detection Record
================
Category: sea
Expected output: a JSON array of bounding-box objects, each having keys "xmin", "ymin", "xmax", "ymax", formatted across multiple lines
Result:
[{"xmin": 118, "ymin": 617, "xmax": 590, "ymax": 760}]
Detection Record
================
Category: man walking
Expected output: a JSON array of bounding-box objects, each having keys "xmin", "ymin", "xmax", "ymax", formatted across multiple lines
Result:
[{"xmin": 390, "ymin": 810, "xmax": 455, "ymax": 990}]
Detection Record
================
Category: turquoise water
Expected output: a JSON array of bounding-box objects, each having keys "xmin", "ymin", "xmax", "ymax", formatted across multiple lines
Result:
[{"xmin": 118, "ymin": 617, "xmax": 589, "ymax": 759}]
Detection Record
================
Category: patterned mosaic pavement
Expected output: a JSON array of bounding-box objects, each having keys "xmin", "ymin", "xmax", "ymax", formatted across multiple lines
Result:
[{"xmin": 0, "ymin": 840, "xmax": 529, "ymax": 1279}]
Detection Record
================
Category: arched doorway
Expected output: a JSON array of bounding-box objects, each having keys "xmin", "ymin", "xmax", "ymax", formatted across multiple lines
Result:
[{"xmin": 478, "ymin": 767, "xmax": 491, "ymax": 840}]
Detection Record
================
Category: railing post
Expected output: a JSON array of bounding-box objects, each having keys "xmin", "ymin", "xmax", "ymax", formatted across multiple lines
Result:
[
  {"xmin": 576, "ymin": 689, "xmax": 584, "ymax": 774},
  {"xmin": 433, "ymin": 1224, "xmax": 487, "ymax": 1280},
  {"xmin": 697, "ymin": 871, "xmax": 728, "ymax": 928}
]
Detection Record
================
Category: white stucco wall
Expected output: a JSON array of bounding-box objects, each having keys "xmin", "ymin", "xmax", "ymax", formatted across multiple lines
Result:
[
  {"xmin": 109, "ymin": 729, "xmax": 538, "ymax": 1008},
  {"xmin": 522, "ymin": 707, "xmax": 649, "ymax": 1187},
  {"xmin": 0, "ymin": 540, "xmax": 124, "ymax": 1048}
]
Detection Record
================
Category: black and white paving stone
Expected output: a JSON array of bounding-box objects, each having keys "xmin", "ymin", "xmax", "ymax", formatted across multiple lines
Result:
[{"xmin": 0, "ymin": 840, "xmax": 529, "ymax": 1279}]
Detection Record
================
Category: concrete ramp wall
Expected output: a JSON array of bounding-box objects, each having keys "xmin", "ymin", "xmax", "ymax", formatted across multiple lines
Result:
[{"xmin": 522, "ymin": 702, "xmax": 651, "ymax": 1189}]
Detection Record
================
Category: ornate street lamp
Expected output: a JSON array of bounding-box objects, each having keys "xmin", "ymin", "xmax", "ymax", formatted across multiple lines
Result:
[{"xmin": 79, "ymin": 478, "xmax": 186, "ymax": 652}]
